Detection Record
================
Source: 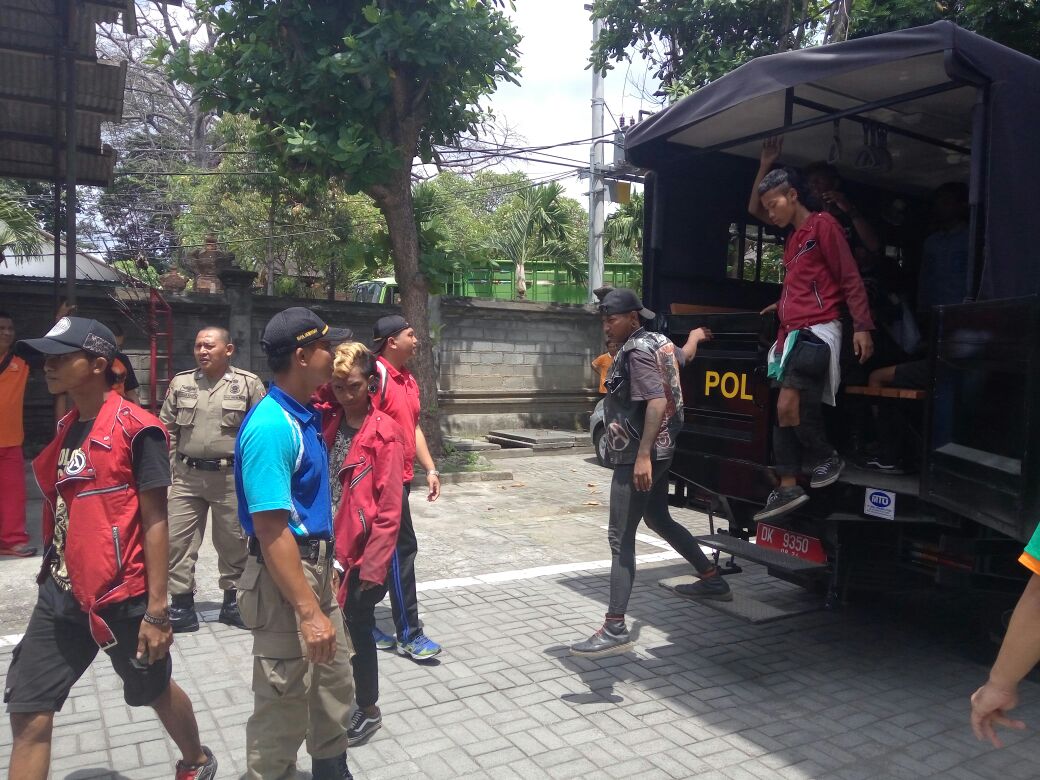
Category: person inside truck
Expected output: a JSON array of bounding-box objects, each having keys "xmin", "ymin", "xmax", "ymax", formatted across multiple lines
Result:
[
  {"xmin": 748, "ymin": 164, "xmax": 875, "ymax": 522},
  {"xmin": 856, "ymin": 182, "xmax": 970, "ymax": 472},
  {"xmin": 915, "ymin": 181, "xmax": 971, "ymax": 328}
]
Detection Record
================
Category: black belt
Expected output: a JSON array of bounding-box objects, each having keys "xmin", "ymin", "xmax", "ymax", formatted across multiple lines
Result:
[
  {"xmin": 179, "ymin": 454, "xmax": 234, "ymax": 471},
  {"xmin": 248, "ymin": 535, "xmax": 334, "ymax": 564}
]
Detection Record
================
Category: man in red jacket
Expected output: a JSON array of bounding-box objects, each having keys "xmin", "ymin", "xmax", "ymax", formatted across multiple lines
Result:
[
  {"xmin": 7, "ymin": 317, "xmax": 216, "ymax": 780},
  {"xmin": 750, "ymin": 160, "xmax": 875, "ymax": 521},
  {"xmin": 314, "ymin": 342, "xmax": 405, "ymax": 747}
]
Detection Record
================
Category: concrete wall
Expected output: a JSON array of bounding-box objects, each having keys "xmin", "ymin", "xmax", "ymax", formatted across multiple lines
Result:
[
  {"xmin": 1, "ymin": 277, "xmax": 602, "ymax": 448},
  {"xmin": 438, "ymin": 297, "xmax": 601, "ymax": 435}
]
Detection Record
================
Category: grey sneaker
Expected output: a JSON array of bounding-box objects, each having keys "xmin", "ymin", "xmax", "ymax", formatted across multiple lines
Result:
[
  {"xmin": 810, "ymin": 453, "xmax": 845, "ymax": 489},
  {"xmin": 347, "ymin": 708, "xmax": 382, "ymax": 746},
  {"xmin": 675, "ymin": 572, "xmax": 733, "ymax": 602},
  {"xmin": 753, "ymin": 486, "xmax": 810, "ymax": 522},
  {"xmin": 570, "ymin": 624, "xmax": 633, "ymax": 657}
]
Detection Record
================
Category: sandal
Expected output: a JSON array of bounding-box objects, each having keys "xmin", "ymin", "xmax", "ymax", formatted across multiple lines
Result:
[{"xmin": 0, "ymin": 545, "xmax": 38, "ymax": 558}]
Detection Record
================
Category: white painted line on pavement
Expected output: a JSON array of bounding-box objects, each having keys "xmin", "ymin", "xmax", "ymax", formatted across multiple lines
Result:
[
  {"xmin": 0, "ymin": 551, "xmax": 690, "ymax": 645},
  {"xmin": 600, "ymin": 525, "xmax": 717, "ymax": 558}
]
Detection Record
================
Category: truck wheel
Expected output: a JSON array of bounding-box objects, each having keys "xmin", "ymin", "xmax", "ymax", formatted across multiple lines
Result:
[{"xmin": 593, "ymin": 426, "xmax": 612, "ymax": 469}]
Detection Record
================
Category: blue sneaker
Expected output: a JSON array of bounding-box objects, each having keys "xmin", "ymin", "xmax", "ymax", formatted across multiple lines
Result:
[
  {"xmin": 372, "ymin": 626, "xmax": 396, "ymax": 651},
  {"xmin": 397, "ymin": 632, "xmax": 441, "ymax": 660}
]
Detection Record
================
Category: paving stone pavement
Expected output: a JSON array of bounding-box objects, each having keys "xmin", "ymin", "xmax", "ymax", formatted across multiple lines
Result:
[{"xmin": 0, "ymin": 452, "xmax": 1037, "ymax": 779}]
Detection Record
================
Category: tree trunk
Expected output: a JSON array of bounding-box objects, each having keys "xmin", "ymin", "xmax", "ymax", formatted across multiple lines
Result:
[
  {"xmin": 373, "ymin": 182, "xmax": 444, "ymax": 457},
  {"xmin": 516, "ymin": 260, "xmax": 527, "ymax": 299}
]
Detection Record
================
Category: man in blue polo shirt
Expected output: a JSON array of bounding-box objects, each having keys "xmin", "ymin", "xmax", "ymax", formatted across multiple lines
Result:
[{"xmin": 234, "ymin": 307, "xmax": 355, "ymax": 780}]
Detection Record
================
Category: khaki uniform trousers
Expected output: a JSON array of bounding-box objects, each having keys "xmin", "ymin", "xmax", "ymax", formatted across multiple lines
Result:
[
  {"xmin": 238, "ymin": 546, "xmax": 355, "ymax": 780},
  {"xmin": 167, "ymin": 459, "xmax": 248, "ymax": 594}
]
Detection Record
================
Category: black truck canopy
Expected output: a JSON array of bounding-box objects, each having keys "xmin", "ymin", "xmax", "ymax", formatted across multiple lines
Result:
[{"xmin": 625, "ymin": 21, "xmax": 1040, "ymax": 301}]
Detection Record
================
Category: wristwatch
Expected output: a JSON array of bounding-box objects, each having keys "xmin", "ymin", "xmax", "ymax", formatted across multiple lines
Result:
[{"xmin": 427, "ymin": 469, "xmax": 440, "ymax": 477}]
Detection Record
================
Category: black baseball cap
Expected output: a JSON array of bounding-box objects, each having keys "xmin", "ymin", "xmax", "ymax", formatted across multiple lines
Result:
[
  {"xmin": 261, "ymin": 307, "xmax": 352, "ymax": 356},
  {"xmin": 371, "ymin": 314, "xmax": 410, "ymax": 352},
  {"xmin": 593, "ymin": 285, "xmax": 615, "ymax": 302},
  {"xmin": 597, "ymin": 288, "xmax": 655, "ymax": 320},
  {"xmin": 16, "ymin": 317, "xmax": 117, "ymax": 360}
]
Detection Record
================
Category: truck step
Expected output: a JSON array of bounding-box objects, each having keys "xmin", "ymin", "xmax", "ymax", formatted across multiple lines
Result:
[
  {"xmin": 696, "ymin": 534, "xmax": 830, "ymax": 574},
  {"xmin": 659, "ymin": 576, "xmax": 821, "ymax": 624}
]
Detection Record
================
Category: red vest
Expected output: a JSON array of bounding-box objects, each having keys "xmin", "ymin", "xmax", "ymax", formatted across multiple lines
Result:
[{"xmin": 32, "ymin": 393, "xmax": 168, "ymax": 648}]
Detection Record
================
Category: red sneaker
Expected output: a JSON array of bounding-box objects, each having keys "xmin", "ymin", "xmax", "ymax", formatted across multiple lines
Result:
[{"xmin": 175, "ymin": 746, "xmax": 217, "ymax": 780}]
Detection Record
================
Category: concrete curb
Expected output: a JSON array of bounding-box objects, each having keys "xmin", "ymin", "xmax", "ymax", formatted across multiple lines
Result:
[
  {"xmin": 484, "ymin": 445, "xmax": 595, "ymax": 460},
  {"xmin": 413, "ymin": 469, "xmax": 513, "ymax": 486}
]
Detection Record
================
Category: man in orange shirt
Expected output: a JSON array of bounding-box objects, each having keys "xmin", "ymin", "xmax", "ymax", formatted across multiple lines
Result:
[
  {"xmin": 0, "ymin": 311, "xmax": 37, "ymax": 557},
  {"xmin": 591, "ymin": 341, "xmax": 619, "ymax": 394}
]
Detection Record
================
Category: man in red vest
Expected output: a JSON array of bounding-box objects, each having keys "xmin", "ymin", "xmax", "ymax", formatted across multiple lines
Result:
[{"xmin": 7, "ymin": 317, "xmax": 216, "ymax": 780}]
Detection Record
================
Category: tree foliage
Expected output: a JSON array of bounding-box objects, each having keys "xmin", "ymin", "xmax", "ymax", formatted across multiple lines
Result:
[
  {"xmin": 169, "ymin": 0, "xmax": 523, "ymax": 450},
  {"xmin": 488, "ymin": 183, "xmax": 586, "ymax": 299},
  {"xmin": 169, "ymin": 116, "xmax": 384, "ymax": 298},
  {"xmin": 605, "ymin": 192, "xmax": 643, "ymax": 258},
  {"xmin": 0, "ymin": 189, "xmax": 43, "ymax": 264},
  {"xmin": 591, "ymin": 0, "xmax": 1040, "ymax": 99}
]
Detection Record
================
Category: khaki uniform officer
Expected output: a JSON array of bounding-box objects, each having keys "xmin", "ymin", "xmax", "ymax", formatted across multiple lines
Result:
[{"xmin": 160, "ymin": 327, "xmax": 265, "ymax": 633}]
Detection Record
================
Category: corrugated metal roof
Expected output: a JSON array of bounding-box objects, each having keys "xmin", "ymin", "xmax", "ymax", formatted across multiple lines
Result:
[{"xmin": 0, "ymin": 0, "xmax": 178, "ymax": 187}]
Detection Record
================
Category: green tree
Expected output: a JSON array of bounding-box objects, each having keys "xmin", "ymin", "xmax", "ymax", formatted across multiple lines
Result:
[
  {"xmin": 489, "ymin": 183, "xmax": 585, "ymax": 299},
  {"xmin": 0, "ymin": 190, "xmax": 42, "ymax": 265},
  {"xmin": 169, "ymin": 0, "xmax": 521, "ymax": 449},
  {"xmin": 592, "ymin": 0, "xmax": 1040, "ymax": 99},
  {"xmin": 169, "ymin": 115, "xmax": 384, "ymax": 298},
  {"xmin": 604, "ymin": 192, "xmax": 643, "ymax": 258},
  {"xmin": 849, "ymin": 1, "xmax": 1040, "ymax": 59},
  {"xmin": 591, "ymin": 0, "xmax": 831, "ymax": 97}
]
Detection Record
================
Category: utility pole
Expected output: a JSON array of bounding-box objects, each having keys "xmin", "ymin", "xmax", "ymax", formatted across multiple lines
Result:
[{"xmin": 586, "ymin": 3, "xmax": 605, "ymax": 303}]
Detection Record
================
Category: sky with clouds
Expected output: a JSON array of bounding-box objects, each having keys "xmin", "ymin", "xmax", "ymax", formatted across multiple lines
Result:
[{"xmin": 480, "ymin": 1, "xmax": 660, "ymax": 204}]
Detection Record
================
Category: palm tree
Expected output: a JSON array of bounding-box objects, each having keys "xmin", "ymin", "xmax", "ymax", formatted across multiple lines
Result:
[
  {"xmin": 0, "ymin": 193, "xmax": 42, "ymax": 266},
  {"xmin": 604, "ymin": 191, "xmax": 644, "ymax": 257},
  {"xmin": 490, "ymin": 183, "xmax": 582, "ymax": 299}
]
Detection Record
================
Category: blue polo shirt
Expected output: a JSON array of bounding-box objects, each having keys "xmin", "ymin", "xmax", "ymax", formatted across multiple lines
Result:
[{"xmin": 235, "ymin": 384, "xmax": 333, "ymax": 539}]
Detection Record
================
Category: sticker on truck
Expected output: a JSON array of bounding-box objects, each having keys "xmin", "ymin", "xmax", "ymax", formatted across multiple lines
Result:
[{"xmin": 863, "ymin": 488, "xmax": 896, "ymax": 520}]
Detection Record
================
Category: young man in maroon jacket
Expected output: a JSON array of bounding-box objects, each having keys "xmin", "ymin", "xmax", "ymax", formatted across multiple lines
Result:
[
  {"xmin": 750, "ymin": 157, "xmax": 875, "ymax": 521},
  {"xmin": 7, "ymin": 317, "xmax": 215, "ymax": 780}
]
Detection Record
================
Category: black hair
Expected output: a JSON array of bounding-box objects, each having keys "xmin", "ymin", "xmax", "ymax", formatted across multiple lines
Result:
[
  {"xmin": 0, "ymin": 310, "xmax": 12, "ymax": 321},
  {"xmin": 199, "ymin": 325, "xmax": 232, "ymax": 344},
  {"xmin": 355, "ymin": 348, "xmax": 377, "ymax": 379},
  {"xmin": 267, "ymin": 350, "xmax": 293, "ymax": 375},
  {"xmin": 758, "ymin": 167, "xmax": 822, "ymax": 211},
  {"xmin": 804, "ymin": 161, "xmax": 840, "ymax": 181},
  {"xmin": 934, "ymin": 181, "xmax": 969, "ymax": 203}
]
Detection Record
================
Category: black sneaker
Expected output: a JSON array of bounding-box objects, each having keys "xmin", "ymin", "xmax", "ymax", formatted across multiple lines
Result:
[
  {"xmin": 570, "ymin": 623, "xmax": 633, "ymax": 657},
  {"xmin": 675, "ymin": 571, "xmax": 733, "ymax": 602},
  {"xmin": 347, "ymin": 708, "xmax": 382, "ymax": 746},
  {"xmin": 810, "ymin": 453, "xmax": 845, "ymax": 489},
  {"xmin": 311, "ymin": 751, "xmax": 353, "ymax": 780},
  {"xmin": 864, "ymin": 457, "xmax": 907, "ymax": 475},
  {"xmin": 169, "ymin": 594, "xmax": 199, "ymax": 634},
  {"xmin": 753, "ymin": 486, "xmax": 810, "ymax": 522},
  {"xmin": 218, "ymin": 589, "xmax": 246, "ymax": 629}
]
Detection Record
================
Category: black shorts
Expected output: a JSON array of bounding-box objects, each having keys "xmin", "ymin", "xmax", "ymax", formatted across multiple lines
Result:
[
  {"xmin": 4, "ymin": 576, "xmax": 172, "ymax": 713},
  {"xmin": 776, "ymin": 331, "xmax": 831, "ymax": 392}
]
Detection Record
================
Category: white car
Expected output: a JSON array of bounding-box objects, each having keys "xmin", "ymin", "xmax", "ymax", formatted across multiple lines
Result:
[{"xmin": 589, "ymin": 398, "xmax": 611, "ymax": 469}]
